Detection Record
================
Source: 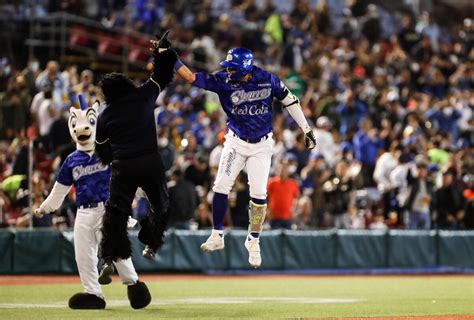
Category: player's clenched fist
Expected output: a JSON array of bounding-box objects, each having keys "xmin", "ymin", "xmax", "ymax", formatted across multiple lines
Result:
[{"xmin": 304, "ymin": 130, "xmax": 317, "ymax": 150}]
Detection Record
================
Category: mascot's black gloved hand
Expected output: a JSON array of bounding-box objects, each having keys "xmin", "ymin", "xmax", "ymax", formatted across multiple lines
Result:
[
  {"xmin": 304, "ymin": 130, "xmax": 317, "ymax": 150},
  {"xmin": 155, "ymin": 30, "xmax": 171, "ymax": 53},
  {"xmin": 150, "ymin": 30, "xmax": 177, "ymax": 91}
]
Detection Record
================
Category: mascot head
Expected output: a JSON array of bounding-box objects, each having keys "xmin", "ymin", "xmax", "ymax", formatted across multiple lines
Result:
[{"xmin": 69, "ymin": 94, "xmax": 99, "ymax": 152}]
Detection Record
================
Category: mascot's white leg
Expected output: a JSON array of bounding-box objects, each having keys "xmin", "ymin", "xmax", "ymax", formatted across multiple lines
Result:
[
  {"xmin": 73, "ymin": 207, "xmax": 104, "ymax": 299},
  {"xmin": 114, "ymin": 259, "xmax": 139, "ymax": 285}
]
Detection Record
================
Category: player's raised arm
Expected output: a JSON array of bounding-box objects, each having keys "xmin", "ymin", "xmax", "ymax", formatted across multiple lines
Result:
[
  {"xmin": 174, "ymin": 59, "xmax": 196, "ymax": 84},
  {"xmin": 275, "ymin": 79, "xmax": 317, "ymax": 150}
]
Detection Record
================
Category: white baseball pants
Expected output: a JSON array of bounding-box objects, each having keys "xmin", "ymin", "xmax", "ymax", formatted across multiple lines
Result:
[
  {"xmin": 74, "ymin": 204, "xmax": 138, "ymax": 298},
  {"xmin": 212, "ymin": 130, "xmax": 273, "ymax": 200}
]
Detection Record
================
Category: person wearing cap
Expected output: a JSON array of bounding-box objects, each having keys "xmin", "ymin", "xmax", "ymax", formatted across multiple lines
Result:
[{"xmin": 404, "ymin": 157, "xmax": 435, "ymax": 229}]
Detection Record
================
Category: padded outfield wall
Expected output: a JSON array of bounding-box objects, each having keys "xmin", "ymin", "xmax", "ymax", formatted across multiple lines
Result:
[{"xmin": 0, "ymin": 229, "xmax": 473, "ymax": 274}]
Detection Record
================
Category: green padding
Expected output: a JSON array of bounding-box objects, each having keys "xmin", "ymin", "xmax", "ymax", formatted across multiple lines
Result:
[
  {"xmin": 227, "ymin": 230, "xmax": 284, "ymax": 269},
  {"xmin": 13, "ymin": 229, "xmax": 62, "ymax": 273},
  {"xmin": 130, "ymin": 230, "xmax": 173, "ymax": 271},
  {"xmin": 337, "ymin": 230, "xmax": 387, "ymax": 268},
  {"xmin": 388, "ymin": 230, "xmax": 437, "ymax": 267},
  {"xmin": 174, "ymin": 230, "xmax": 227, "ymax": 270},
  {"xmin": 0, "ymin": 230, "xmax": 13, "ymax": 273},
  {"xmin": 283, "ymin": 230, "xmax": 336, "ymax": 269},
  {"xmin": 438, "ymin": 231, "xmax": 474, "ymax": 268},
  {"xmin": 60, "ymin": 231, "xmax": 78, "ymax": 274}
]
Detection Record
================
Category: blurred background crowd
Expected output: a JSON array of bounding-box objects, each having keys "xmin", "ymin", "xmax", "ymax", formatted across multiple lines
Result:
[{"xmin": 0, "ymin": 0, "xmax": 472, "ymax": 231}]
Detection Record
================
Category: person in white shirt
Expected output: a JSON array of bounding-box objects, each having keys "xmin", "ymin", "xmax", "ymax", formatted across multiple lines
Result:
[
  {"xmin": 373, "ymin": 142, "xmax": 403, "ymax": 219},
  {"xmin": 313, "ymin": 116, "xmax": 339, "ymax": 167}
]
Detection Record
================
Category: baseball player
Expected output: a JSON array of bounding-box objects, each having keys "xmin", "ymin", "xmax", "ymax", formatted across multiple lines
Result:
[
  {"xmin": 34, "ymin": 96, "xmax": 150, "ymax": 309},
  {"xmin": 170, "ymin": 46, "xmax": 317, "ymax": 267}
]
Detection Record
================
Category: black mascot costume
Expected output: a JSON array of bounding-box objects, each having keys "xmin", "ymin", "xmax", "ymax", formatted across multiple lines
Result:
[{"xmin": 95, "ymin": 31, "xmax": 177, "ymax": 308}]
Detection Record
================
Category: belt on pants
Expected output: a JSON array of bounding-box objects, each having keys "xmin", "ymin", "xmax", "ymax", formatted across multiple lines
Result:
[
  {"xmin": 232, "ymin": 132, "xmax": 269, "ymax": 144},
  {"xmin": 78, "ymin": 202, "xmax": 104, "ymax": 210}
]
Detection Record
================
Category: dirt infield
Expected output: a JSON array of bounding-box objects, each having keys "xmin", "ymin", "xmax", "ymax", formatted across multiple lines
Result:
[{"xmin": 0, "ymin": 273, "xmax": 472, "ymax": 286}]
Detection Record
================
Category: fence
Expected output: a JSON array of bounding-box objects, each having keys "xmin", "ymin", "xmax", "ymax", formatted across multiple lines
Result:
[{"xmin": 0, "ymin": 229, "xmax": 473, "ymax": 274}]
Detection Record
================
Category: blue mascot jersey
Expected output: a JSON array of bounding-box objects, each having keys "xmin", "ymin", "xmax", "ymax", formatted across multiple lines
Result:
[
  {"xmin": 57, "ymin": 150, "xmax": 110, "ymax": 206},
  {"xmin": 193, "ymin": 66, "xmax": 286, "ymax": 140}
]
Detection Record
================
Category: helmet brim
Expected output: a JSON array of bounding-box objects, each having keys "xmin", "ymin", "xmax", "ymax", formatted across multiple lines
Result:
[{"xmin": 219, "ymin": 60, "xmax": 240, "ymax": 68}]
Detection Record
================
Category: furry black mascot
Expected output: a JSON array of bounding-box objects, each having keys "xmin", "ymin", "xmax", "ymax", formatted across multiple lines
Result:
[{"xmin": 95, "ymin": 32, "xmax": 176, "ymax": 307}]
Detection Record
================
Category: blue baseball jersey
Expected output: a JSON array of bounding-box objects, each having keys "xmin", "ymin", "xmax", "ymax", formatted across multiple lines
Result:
[
  {"xmin": 57, "ymin": 150, "xmax": 110, "ymax": 207},
  {"xmin": 193, "ymin": 66, "xmax": 286, "ymax": 140}
]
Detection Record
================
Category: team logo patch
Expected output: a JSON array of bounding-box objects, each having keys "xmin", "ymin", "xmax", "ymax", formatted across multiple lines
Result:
[
  {"xmin": 230, "ymin": 89, "xmax": 271, "ymax": 105},
  {"xmin": 226, "ymin": 54, "xmax": 233, "ymax": 61}
]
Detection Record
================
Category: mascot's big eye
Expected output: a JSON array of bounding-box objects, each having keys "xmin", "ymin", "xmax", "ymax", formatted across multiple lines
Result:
[
  {"xmin": 89, "ymin": 118, "xmax": 96, "ymax": 125},
  {"xmin": 71, "ymin": 120, "xmax": 76, "ymax": 128}
]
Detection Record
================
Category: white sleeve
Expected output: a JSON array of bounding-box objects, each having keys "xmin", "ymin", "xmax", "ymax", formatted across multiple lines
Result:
[
  {"xmin": 286, "ymin": 103, "xmax": 311, "ymax": 133},
  {"xmin": 39, "ymin": 182, "xmax": 72, "ymax": 213}
]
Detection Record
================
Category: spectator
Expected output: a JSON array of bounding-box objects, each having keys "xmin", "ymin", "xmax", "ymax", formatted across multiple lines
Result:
[
  {"xmin": 434, "ymin": 168, "xmax": 465, "ymax": 229},
  {"xmin": 373, "ymin": 142, "xmax": 403, "ymax": 218},
  {"xmin": 72, "ymin": 69, "xmax": 99, "ymax": 106},
  {"xmin": 34, "ymin": 60, "xmax": 67, "ymax": 107},
  {"xmin": 167, "ymin": 168, "xmax": 198, "ymax": 229},
  {"xmin": 301, "ymin": 152, "xmax": 330, "ymax": 227},
  {"xmin": 267, "ymin": 162, "xmax": 300, "ymax": 229},
  {"xmin": 404, "ymin": 158, "xmax": 435, "ymax": 229},
  {"xmin": 323, "ymin": 160, "xmax": 354, "ymax": 229},
  {"xmin": 353, "ymin": 118, "xmax": 384, "ymax": 187}
]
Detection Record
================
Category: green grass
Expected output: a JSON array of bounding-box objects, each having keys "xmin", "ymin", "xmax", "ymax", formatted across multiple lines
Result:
[{"xmin": 0, "ymin": 276, "xmax": 473, "ymax": 319}]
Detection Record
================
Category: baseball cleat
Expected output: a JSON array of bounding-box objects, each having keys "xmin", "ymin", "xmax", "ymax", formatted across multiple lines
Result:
[
  {"xmin": 245, "ymin": 235, "xmax": 261, "ymax": 268},
  {"xmin": 98, "ymin": 262, "xmax": 114, "ymax": 285},
  {"xmin": 142, "ymin": 245, "xmax": 156, "ymax": 260},
  {"xmin": 200, "ymin": 230, "xmax": 225, "ymax": 252}
]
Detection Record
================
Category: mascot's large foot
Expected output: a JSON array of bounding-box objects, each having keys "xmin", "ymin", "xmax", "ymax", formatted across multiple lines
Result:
[
  {"xmin": 127, "ymin": 281, "xmax": 151, "ymax": 309},
  {"xmin": 98, "ymin": 262, "xmax": 115, "ymax": 285},
  {"xmin": 68, "ymin": 292, "xmax": 106, "ymax": 309}
]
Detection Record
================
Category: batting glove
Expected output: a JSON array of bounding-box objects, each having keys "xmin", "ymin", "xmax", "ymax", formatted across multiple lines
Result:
[
  {"xmin": 304, "ymin": 130, "xmax": 317, "ymax": 150},
  {"xmin": 34, "ymin": 207, "xmax": 47, "ymax": 218}
]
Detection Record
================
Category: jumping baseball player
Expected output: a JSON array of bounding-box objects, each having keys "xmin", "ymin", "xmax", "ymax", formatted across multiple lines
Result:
[
  {"xmin": 168, "ymin": 45, "xmax": 317, "ymax": 268},
  {"xmin": 34, "ymin": 96, "xmax": 151, "ymax": 309}
]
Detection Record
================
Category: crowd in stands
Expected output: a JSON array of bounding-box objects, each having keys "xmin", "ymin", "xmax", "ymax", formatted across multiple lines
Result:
[{"xmin": 0, "ymin": 0, "xmax": 472, "ymax": 231}]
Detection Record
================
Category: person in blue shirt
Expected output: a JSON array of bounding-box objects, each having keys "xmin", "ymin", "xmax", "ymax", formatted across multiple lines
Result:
[{"xmin": 167, "ymin": 44, "xmax": 317, "ymax": 268}]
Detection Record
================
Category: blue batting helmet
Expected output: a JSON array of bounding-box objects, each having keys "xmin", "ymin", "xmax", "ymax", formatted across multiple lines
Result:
[{"xmin": 219, "ymin": 47, "xmax": 254, "ymax": 81}]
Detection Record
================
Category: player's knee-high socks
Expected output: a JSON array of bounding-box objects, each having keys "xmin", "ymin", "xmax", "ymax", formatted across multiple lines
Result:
[
  {"xmin": 212, "ymin": 192, "xmax": 228, "ymax": 231},
  {"xmin": 250, "ymin": 197, "xmax": 266, "ymax": 238}
]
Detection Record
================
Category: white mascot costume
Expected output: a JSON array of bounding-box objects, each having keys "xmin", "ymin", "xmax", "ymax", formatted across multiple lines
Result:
[{"xmin": 35, "ymin": 95, "xmax": 151, "ymax": 309}]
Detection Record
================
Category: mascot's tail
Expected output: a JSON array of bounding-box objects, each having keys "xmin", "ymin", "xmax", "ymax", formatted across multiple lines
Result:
[{"xmin": 100, "ymin": 203, "xmax": 132, "ymax": 261}]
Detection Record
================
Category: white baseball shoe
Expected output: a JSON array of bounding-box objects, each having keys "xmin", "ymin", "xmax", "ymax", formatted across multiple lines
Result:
[
  {"xmin": 200, "ymin": 230, "xmax": 225, "ymax": 252},
  {"xmin": 245, "ymin": 235, "xmax": 261, "ymax": 268}
]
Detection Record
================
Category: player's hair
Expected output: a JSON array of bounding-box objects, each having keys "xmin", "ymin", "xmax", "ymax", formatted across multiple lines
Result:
[{"xmin": 99, "ymin": 72, "xmax": 136, "ymax": 105}]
